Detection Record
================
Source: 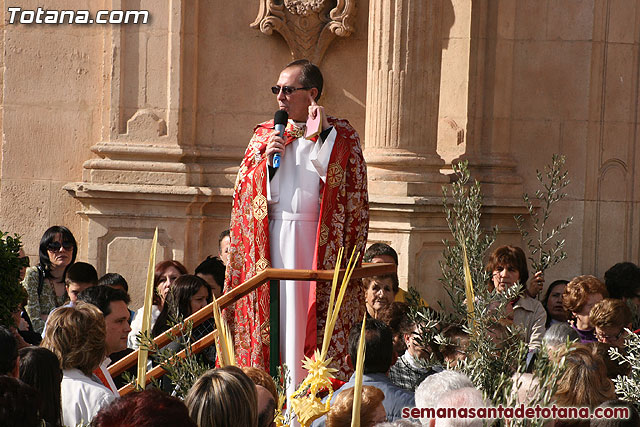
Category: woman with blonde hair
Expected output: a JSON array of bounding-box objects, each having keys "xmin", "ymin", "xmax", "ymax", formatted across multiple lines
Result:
[
  {"xmin": 185, "ymin": 366, "xmax": 258, "ymax": 427},
  {"xmin": 554, "ymin": 344, "xmax": 616, "ymax": 409},
  {"xmin": 41, "ymin": 302, "xmax": 114, "ymax": 426},
  {"xmin": 326, "ymin": 385, "xmax": 387, "ymax": 427}
]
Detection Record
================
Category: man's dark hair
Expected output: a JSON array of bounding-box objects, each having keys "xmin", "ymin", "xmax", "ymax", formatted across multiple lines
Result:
[
  {"xmin": 604, "ymin": 262, "xmax": 640, "ymax": 300},
  {"xmin": 65, "ymin": 261, "xmax": 98, "ymax": 285},
  {"xmin": 348, "ymin": 318, "xmax": 393, "ymax": 374},
  {"xmin": 218, "ymin": 229, "xmax": 230, "ymax": 250},
  {"xmin": 98, "ymin": 273, "xmax": 129, "ymax": 293},
  {"xmin": 285, "ymin": 59, "xmax": 323, "ymax": 102},
  {"xmin": 377, "ymin": 302, "xmax": 414, "ymax": 336},
  {"xmin": 195, "ymin": 256, "xmax": 226, "ymax": 290},
  {"xmin": 363, "ymin": 243, "xmax": 398, "ymax": 265},
  {"xmin": 0, "ymin": 326, "xmax": 18, "ymax": 376},
  {"xmin": 77, "ymin": 285, "xmax": 130, "ymax": 317}
]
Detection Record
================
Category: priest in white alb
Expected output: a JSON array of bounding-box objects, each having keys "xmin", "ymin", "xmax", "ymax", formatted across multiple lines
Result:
[{"xmin": 224, "ymin": 60, "xmax": 369, "ymax": 392}]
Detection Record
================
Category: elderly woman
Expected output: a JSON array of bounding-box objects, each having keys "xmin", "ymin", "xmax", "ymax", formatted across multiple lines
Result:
[
  {"xmin": 487, "ymin": 245, "xmax": 547, "ymax": 351},
  {"xmin": 21, "ymin": 226, "xmax": 78, "ymax": 334},
  {"xmin": 326, "ymin": 386, "xmax": 387, "ymax": 427},
  {"xmin": 562, "ymin": 275, "xmax": 608, "ymax": 343},
  {"xmin": 363, "ymin": 274, "xmax": 399, "ymax": 319}
]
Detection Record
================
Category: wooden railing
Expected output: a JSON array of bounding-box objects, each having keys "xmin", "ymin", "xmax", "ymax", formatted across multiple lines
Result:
[{"xmin": 109, "ymin": 263, "xmax": 396, "ymax": 395}]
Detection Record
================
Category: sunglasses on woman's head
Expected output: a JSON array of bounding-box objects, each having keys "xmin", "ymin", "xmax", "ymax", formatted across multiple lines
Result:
[{"xmin": 47, "ymin": 241, "xmax": 74, "ymax": 252}]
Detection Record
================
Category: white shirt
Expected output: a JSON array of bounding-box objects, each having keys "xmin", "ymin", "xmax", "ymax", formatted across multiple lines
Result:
[
  {"xmin": 127, "ymin": 305, "xmax": 161, "ymax": 349},
  {"xmin": 61, "ymin": 368, "xmax": 116, "ymax": 426},
  {"xmin": 266, "ymin": 123, "xmax": 336, "ymax": 402},
  {"xmin": 96, "ymin": 357, "xmax": 119, "ymax": 396}
]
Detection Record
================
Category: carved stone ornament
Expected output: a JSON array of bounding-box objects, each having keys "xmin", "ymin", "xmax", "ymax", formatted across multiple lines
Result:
[{"xmin": 251, "ymin": 0, "xmax": 356, "ymax": 64}]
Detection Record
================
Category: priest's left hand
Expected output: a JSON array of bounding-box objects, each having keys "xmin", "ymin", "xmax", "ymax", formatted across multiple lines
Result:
[{"xmin": 308, "ymin": 93, "xmax": 330, "ymax": 131}]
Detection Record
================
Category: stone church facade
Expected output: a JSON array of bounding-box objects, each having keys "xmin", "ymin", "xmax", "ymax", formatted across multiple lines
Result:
[{"xmin": 1, "ymin": 1, "xmax": 639, "ymax": 307}]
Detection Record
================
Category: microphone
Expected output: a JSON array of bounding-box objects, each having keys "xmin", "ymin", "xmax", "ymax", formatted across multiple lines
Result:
[{"xmin": 273, "ymin": 110, "xmax": 288, "ymax": 169}]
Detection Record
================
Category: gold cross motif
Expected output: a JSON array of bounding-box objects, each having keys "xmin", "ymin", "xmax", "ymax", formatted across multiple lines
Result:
[{"xmin": 288, "ymin": 124, "xmax": 305, "ymax": 139}]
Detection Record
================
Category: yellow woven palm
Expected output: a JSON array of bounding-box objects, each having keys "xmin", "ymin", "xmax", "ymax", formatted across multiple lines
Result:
[{"xmin": 289, "ymin": 247, "xmax": 359, "ymax": 427}]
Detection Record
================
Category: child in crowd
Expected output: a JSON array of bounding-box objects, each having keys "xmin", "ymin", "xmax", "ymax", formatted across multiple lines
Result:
[
  {"xmin": 195, "ymin": 256, "xmax": 226, "ymax": 299},
  {"xmin": 64, "ymin": 262, "xmax": 98, "ymax": 304}
]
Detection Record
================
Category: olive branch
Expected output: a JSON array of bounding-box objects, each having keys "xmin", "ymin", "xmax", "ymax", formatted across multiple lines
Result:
[{"xmin": 515, "ymin": 154, "xmax": 573, "ymax": 274}]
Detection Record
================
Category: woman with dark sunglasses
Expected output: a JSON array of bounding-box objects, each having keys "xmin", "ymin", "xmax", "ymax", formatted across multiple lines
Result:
[{"xmin": 21, "ymin": 225, "xmax": 77, "ymax": 335}]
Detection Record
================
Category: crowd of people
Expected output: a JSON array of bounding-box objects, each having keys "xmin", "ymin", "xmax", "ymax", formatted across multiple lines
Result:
[
  {"xmin": 4, "ymin": 59, "xmax": 640, "ymax": 427},
  {"xmin": 1, "ymin": 223, "xmax": 640, "ymax": 426}
]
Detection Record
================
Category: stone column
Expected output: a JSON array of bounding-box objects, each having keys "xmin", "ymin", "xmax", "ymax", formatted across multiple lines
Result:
[
  {"xmin": 454, "ymin": 0, "xmax": 524, "ymax": 200},
  {"xmin": 364, "ymin": 0, "xmax": 527, "ymax": 305},
  {"xmin": 364, "ymin": 0, "xmax": 449, "ymax": 303},
  {"xmin": 364, "ymin": 0, "xmax": 449, "ymax": 197}
]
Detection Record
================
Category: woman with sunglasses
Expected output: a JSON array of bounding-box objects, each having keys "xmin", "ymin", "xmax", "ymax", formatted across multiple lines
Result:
[{"xmin": 21, "ymin": 225, "xmax": 77, "ymax": 335}]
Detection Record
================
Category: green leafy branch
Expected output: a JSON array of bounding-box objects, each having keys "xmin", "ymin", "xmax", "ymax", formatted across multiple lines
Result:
[
  {"xmin": 126, "ymin": 310, "xmax": 211, "ymax": 398},
  {"xmin": 609, "ymin": 331, "xmax": 640, "ymax": 410},
  {"xmin": 440, "ymin": 161, "xmax": 497, "ymax": 319},
  {"xmin": 405, "ymin": 161, "xmax": 567, "ymax": 425},
  {"xmin": 0, "ymin": 231, "xmax": 28, "ymax": 328},
  {"xmin": 515, "ymin": 154, "xmax": 573, "ymax": 273}
]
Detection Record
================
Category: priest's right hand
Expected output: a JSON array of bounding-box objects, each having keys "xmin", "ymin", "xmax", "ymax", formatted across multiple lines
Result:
[{"xmin": 266, "ymin": 135, "xmax": 285, "ymax": 166}]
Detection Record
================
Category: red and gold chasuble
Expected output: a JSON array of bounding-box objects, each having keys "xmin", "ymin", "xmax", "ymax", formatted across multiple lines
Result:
[{"xmin": 224, "ymin": 117, "xmax": 369, "ymax": 379}]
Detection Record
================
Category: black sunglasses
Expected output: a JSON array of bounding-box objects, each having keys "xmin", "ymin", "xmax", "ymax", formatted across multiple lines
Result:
[
  {"xmin": 47, "ymin": 241, "xmax": 74, "ymax": 252},
  {"xmin": 270, "ymin": 85, "xmax": 312, "ymax": 96},
  {"xmin": 20, "ymin": 256, "xmax": 29, "ymax": 265}
]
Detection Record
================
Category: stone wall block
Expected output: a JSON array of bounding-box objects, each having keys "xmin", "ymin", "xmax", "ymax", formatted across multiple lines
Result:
[
  {"xmin": 594, "ymin": 200, "xmax": 629, "ymax": 275},
  {"xmin": 546, "ymin": 0, "xmax": 595, "ymax": 41},
  {"xmin": 102, "ymin": 229, "xmax": 175, "ymax": 307},
  {"xmin": 606, "ymin": 0, "xmax": 637, "ymax": 44},
  {"xmin": 514, "ymin": 0, "xmax": 548, "ymax": 40},
  {"xmin": 3, "ymin": 31, "xmax": 101, "ymax": 105},
  {"xmin": 602, "ymin": 43, "xmax": 636, "ymax": 122},
  {"xmin": 0, "ymin": 179, "xmax": 50, "ymax": 253},
  {"xmin": 512, "ymin": 41, "xmax": 591, "ymax": 121},
  {"xmin": 446, "ymin": 0, "xmax": 471, "ymax": 39},
  {"xmin": 1, "ymin": 108, "xmax": 95, "ymax": 180},
  {"xmin": 557, "ymin": 120, "xmax": 589, "ymax": 199}
]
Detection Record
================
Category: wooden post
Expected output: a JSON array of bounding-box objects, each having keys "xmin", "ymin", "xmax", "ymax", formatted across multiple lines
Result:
[{"xmin": 269, "ymin": 279, "xmax": 280, "ymax": 377}]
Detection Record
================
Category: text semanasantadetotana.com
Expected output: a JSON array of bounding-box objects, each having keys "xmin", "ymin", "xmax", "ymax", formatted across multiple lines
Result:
[
  {"xmin": 7, "ymin": 7, "xmax": 149, "ymax": 25},
  {"xmin": 403, "ymin": 404, "xmax": 630, "ymax": 421}
]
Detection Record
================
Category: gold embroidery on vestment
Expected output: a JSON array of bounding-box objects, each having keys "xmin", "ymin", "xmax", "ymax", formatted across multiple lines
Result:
[{"xmin": 253, "ymin": 195, "xmax": 268, "ymax": 221}]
